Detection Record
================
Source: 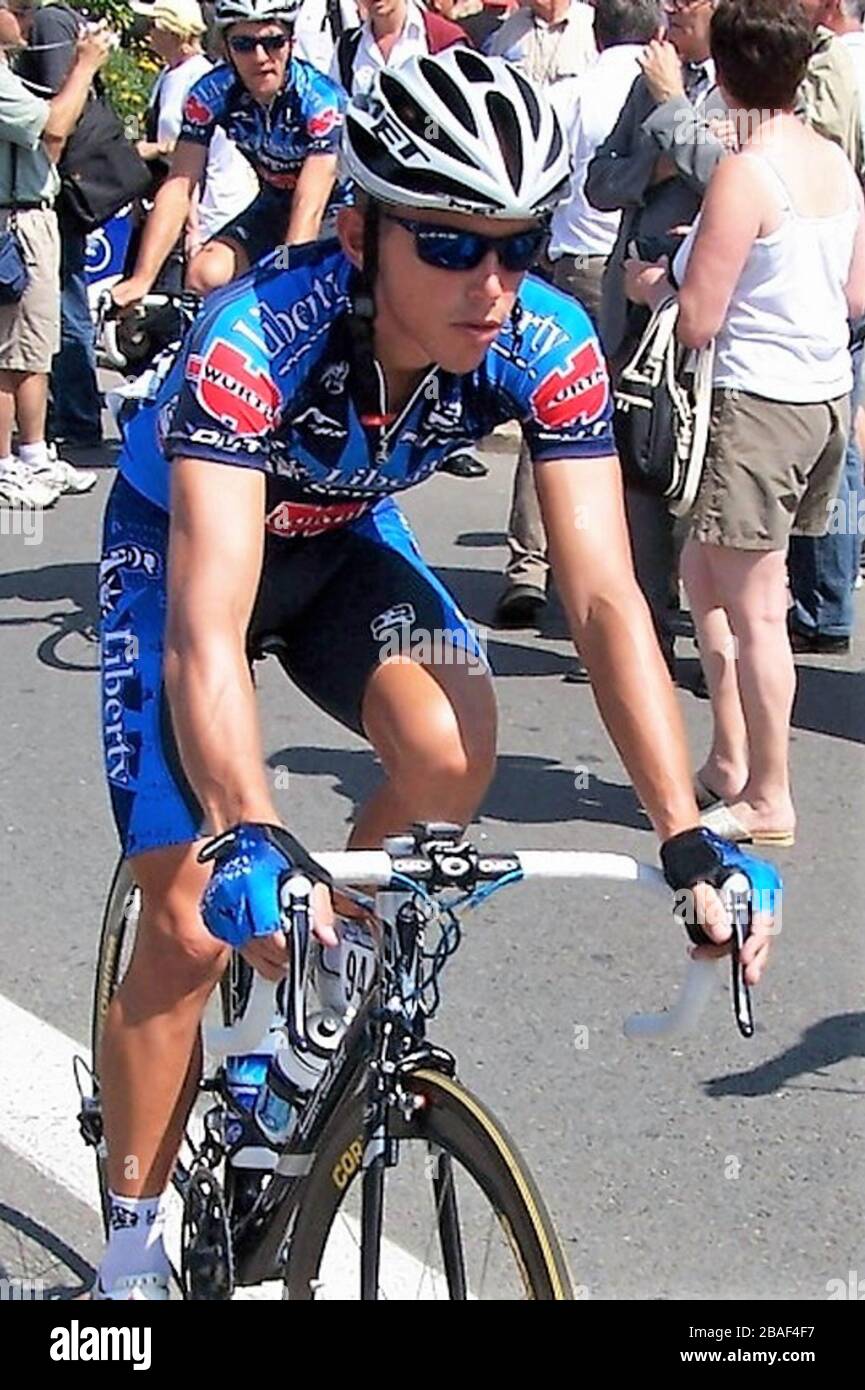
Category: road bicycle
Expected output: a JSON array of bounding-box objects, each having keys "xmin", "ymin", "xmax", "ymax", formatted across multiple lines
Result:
[{"xmin": 77, "ymin": 822, "xmax": 753, "ymax": 1301}]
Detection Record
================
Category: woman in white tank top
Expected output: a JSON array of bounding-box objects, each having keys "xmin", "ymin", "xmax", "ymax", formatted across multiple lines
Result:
[{"xmin": 624, "ymin": 0, "xmax": 865, "ymax": 847}]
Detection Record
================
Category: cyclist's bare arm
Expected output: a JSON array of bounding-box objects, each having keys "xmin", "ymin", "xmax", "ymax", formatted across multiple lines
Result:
[
  {"xmin": 112, "ymin": 141, "xmax": 207, "ymax": 308},
  {"xmin": 164, "ymin": 457, "xmax": 276, "ymax": 831},
  {"xmin": 284, "ymin": 153, "xmax": 338, "ymax": 245},
  {"xmin": 163, "ymin": 458, "xmax": 336, "ymax": 969},
  {"xmin": 535, "ymin": 453, "xmax": 701, "ymax": 843}
]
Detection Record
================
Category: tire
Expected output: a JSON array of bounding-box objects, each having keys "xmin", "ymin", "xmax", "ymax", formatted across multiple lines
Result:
[{"xmin": 285, "ymin": 1067, "xmax": 573, "ymax": 1301}]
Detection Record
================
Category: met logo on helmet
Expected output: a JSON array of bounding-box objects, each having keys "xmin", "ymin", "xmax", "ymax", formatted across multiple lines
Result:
[
  {"xmin": 368, "ymin": 108, "xmax": 426, "ymax": 165},
  {"xmin": 531, "ymin": 340, "xmax": 608, "ymax": 431},
  {"xmin": 187, "ymin": 339, "xmax": 281, "ymax": 436},
  {"xmin": 183, "ymin": 92, "xmax": 212, "ymax": 126}
]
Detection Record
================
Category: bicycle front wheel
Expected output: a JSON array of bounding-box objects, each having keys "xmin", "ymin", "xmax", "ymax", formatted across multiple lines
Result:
[{"xmin": 285, "ymin": 1067, "xmax": 573, "ymax": 1301}]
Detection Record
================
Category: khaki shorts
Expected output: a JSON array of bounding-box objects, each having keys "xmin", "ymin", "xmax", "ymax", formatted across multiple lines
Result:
[
  {"xmin": 0, "ymin": 207, "xmax": 60, "ymax": 373},
  {"xmin": 689, "ymin": 387, "xmax": 850, "ymax": 551}
]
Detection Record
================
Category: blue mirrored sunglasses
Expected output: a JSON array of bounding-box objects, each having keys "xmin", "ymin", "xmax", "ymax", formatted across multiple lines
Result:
[{"xmin": 383, "ymin": 214, "xmax": 546, "ymax": 273}]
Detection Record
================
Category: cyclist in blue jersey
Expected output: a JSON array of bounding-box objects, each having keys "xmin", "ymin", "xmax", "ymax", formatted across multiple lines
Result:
[
  {"xmin": 92, "ymin": 51, "xmax": 778, "ymax": 1300},
  {"xmin": 112, "ymin": 0, "xmax": 345, "ymax": 306}
]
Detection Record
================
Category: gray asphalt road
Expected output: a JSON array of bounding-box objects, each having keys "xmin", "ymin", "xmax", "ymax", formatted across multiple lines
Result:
[{"xmin": 1, "ymin": 427, "xmax": 863, "ymax": 1300}]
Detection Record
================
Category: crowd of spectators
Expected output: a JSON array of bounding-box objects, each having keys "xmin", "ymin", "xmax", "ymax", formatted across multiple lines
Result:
[{"xmin": 1, "ymin": 0, "xmax": 862, "ymax": 839}]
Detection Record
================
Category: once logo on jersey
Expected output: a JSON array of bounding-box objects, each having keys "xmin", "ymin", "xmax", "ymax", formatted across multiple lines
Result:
[
  {"xmin": 307, "ymin": 106, "xmax": 339, "ymax": 139},
  {"xmin": 183, "ymin": 92, "xmax": 212, "ymax": 126},
  {"xmin": 531, "ymin": 340, "xmax": 608, "ymax": 431},
  {"xmin": 187, "ymin": 340, "xmax": 280, "ymax": 436}
]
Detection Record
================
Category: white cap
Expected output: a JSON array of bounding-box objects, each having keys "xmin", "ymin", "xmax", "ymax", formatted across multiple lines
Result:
[{"xmin": 130, "ymin": 0, "xmax": 206, "ymax": 37}]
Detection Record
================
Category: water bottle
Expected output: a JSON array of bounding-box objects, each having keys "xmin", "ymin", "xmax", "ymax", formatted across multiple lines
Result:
[
  {"xmin": 220, "ymin": 974, "xmax": 283, "ymax": 1170},
  {"xmin": 254, "ymin": 1009, "xmax": 343, "ymax": 1146}
]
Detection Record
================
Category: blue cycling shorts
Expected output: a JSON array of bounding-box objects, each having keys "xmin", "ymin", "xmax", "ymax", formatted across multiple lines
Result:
[{"xmin": 99, "ymin": 474, "xmax": 486, "ymax": 859}]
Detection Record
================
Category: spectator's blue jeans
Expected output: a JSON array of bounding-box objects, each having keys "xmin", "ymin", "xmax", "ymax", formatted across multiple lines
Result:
[
  {"xmin": 788, "ymin": 339, "xmax": 863, "ymax": 638},
  {"xmin": 49, "ymin": 220, "xmax": 102, "ymax": 444}
]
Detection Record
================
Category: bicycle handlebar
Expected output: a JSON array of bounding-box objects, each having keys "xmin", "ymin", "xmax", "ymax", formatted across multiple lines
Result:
[{"xmin": 205, "ymin": 848, "xmax": 750, "ymax": 1058}]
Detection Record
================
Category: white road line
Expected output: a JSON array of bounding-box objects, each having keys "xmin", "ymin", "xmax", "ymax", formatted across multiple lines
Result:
[{"xmin": 0, "ymin": 992, "xmax": 449, "ymax": 1300}]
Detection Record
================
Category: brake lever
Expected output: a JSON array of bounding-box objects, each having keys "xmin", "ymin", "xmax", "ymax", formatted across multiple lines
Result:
[
  {"xmin": 280, "ymin": 872, "xmax": 313, "ymax": 1054},
  {"xmin": 721, "ymin": 871, "xmax": 754, "ymax": 1039}
]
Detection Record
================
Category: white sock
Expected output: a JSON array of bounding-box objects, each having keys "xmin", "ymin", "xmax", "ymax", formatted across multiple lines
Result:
[
  {"xmin": 18, "ymin": 441, "xmax": 49, "ymax": 471},
  {"xmin": 97, "ymin": 1191, "xmax": 171, "ymax": 1290}
]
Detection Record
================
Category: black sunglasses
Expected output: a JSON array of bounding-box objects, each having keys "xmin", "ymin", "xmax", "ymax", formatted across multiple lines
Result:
[
  {"xmin": 227, "ymin": 32, "xmax": 290, "ymax": 55},
  {"xmin": 383, "ymin": 214, "xmax": 546, "ymax": 273}
]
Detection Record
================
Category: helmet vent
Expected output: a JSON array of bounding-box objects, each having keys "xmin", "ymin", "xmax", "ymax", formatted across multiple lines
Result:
[
  {"xmin": 452, "ymin": 49, "xmax": 496, "ymax": 86},
  {"xmin": 510, "ymin": 68, "xmax": 542, "ymax": 141},
  {"xmin": 542, "ymin": 114, "xmax": 564, "ymax": 172},
  {"xmin": 485, "ymin": 91, "xmax": 523, "ymax": 196},
  {"xmin": 417, "ymin": 57, "xmax": 478, "ymax": 137},
  {"xmin": 381, "ymin": 71, "xmax": 475, "ymax": 165}
]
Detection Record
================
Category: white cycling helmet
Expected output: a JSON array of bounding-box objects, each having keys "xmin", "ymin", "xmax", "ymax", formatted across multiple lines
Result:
[
  {"xmin": 214, "ymin": 0, "xmax": 299, "ymax": 29},
  {"xmin": 343, "ymin": 49, "xmax": 569, "ymax": 221}
]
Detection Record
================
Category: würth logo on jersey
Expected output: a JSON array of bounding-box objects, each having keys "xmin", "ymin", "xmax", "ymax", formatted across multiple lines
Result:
[
  {"xmin": 532, "ymin": 340, "xmax": 608, "ymax": 430},
  {"xmin": 308, "ymin": 106, "xmax": 339, "ymax": 138},
  {"xmin": 184, "ymin": 92, "xmax": 211, "ymax": 125},
  {"xmin": 187, "ymin": 340, "xmax": 280, "ymax": 436}
]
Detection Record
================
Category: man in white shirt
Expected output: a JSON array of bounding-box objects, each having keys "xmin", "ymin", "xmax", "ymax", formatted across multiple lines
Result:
[
  {"xmin": 330, "ymin": 0, "xmax": 464, "ymax": 95},
  {"xmin": 549, "ymin": 0, "xmax": 662, "ymax": 326},
  {"xmin": 488, "ymin": 0, "xmax": 597, "ymax": 83},
  {"xmin": 294, "ymin": 0, "xmax": 360, "ymax": 75},
  {"xmin": 818, "ymin": 0, "xmax": 865, "ymax": 132}
]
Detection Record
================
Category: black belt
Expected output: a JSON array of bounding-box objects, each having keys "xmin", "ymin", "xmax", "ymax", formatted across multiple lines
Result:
[{"xmin": 0, "ymin": 200, "xmax": 51, "ymax": 211}]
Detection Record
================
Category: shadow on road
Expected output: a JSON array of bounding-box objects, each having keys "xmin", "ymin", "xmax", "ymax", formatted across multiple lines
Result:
[
  {"xmin": 0, "ymin": 562, "xmax": 99, "ymax": 673},
  {"xmin": 792, "ymin": 665, "xmax": 865, "ymax": 745},
  {"xmin": 266, "ymin": 745, "xmax": 650, "ymax": 830},
  {"xmin": 702, "ymin": 1012, "xmax": 865, "ymax": 1097},
  {"xmin": 0, "ymin": 1202, "xmax": 93, "ymax": 1298}
]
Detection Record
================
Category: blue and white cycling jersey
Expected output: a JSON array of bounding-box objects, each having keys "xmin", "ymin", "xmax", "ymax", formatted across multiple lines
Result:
[
  {"xmin": 119, "ymin": 239, "xmax": 614, "ymax": 539},
  {"xmin": 178, "ymin": 58, "xmax": 345, "ymax": 197}
]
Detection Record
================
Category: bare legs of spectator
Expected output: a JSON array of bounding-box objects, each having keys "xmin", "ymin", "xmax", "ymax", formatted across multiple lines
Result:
[
  {"xmin": 0, "ymin": 368, "xmax": 50, "ymax": 460},
  {"xmin": 681, "ymin": 538, "xmax": 796, "ymax": 837}
]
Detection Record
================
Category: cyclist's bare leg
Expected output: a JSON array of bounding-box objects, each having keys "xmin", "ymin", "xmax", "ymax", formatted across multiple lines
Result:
[
  {"xmin": 185, "ymin": 237, "xmax": 250, "ymax": 297},
  {"xmin": 98, "ymin": 841, "xmax": 228, "ymax": 1199},
  {"xmin": 351, "ymin": 657, "xmax": 497, "ymax": 849}
]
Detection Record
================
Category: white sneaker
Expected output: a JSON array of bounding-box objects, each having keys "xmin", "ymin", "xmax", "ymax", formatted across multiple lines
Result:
[
  {"xmin": 90, "ymin": 1272, "xmax": 170, "ymax": 1301},
  {"xmin": 0, "ymin": 458, "xmax": 60, "ymax": 508},
  {"xmin": 30, "ymin": 444, "xmax": 97, "ymax": 496}
]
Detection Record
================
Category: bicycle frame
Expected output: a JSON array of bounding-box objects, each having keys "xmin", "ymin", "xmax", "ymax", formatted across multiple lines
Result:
[
  {"xmin": 221, "ymin": 867, "xmax": 441, "ymax": 1287},
  {"xmin": 200, "ymin": 826, "xmax": 745, "ymax": 1291}
]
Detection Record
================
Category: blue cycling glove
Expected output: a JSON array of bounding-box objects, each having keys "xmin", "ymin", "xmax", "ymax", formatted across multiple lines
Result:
[
  {"xmin": 199, "ymin": 823, "xmax": 293, "ymax": 948},
  {"xmin": 660, "ymin": 827, "xmax": 782, "ymax": 946}
]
